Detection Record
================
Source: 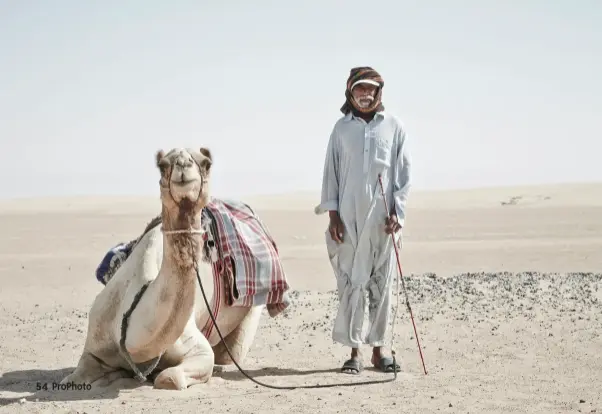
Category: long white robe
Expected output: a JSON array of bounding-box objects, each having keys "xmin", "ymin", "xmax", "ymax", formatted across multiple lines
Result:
[{"xmin": 314, "ymin": 110, "xmax": 411, "ymax": 348}]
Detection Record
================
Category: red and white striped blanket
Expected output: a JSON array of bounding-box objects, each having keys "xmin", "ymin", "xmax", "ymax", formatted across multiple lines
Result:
[{"xmin": 203, "ymin": 198, "xmax": 291, "ymax": 315}]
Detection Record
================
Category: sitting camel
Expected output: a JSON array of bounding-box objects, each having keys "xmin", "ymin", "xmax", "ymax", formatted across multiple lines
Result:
[{"xmin": 61, "ymin": 147, "xmax": 278, "ymax": 390}]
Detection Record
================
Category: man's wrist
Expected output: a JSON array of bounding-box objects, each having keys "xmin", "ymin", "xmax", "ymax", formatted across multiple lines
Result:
[{"xmin": 328, "ymin": 210, "xmax": 339, "ymax": 219}]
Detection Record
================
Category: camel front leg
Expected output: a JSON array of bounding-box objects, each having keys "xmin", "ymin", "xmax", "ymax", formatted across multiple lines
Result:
[{"xmin": 153, "ymin": 317, "xmax": 215, "ymax": 390}]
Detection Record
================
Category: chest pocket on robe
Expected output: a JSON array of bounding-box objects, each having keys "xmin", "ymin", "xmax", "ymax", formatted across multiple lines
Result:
[{"xmin": 373, "ymin": 135, "xmax": 393, "ymax": 167}]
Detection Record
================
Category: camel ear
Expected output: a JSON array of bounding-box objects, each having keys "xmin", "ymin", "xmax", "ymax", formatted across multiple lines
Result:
[
  {"xmin": 155, "ymin": 150, "xmax": 165, "ymax": 168},
  {"xmin": 156, "ymin": 150, "xmax": 170, "ymax": 175},
  {"xmin": 199, "ymin": 147, "xmax": 212, "ymax": 161},
  {"xmin": 199, "ymin": 147, "xmax": 212, "ymax": 171}
]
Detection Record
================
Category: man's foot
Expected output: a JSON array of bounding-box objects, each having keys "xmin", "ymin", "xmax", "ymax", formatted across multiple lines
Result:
[
  {"xmin": 371, "ymin": 353, "xmax": 400, "ymax": 373},
  {"xmin": 341, "ymin": 357, "xmax": 363, "ymax": 375}
]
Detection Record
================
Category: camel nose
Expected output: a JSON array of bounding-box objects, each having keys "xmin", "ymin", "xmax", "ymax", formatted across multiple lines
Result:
[{"xmin": 175, "ymin": 155, "xmax": 193, "ymax": 169}]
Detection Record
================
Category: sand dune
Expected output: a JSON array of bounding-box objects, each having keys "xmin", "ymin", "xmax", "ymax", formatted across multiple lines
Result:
[{"xmin": 1, "ymin": 183, "xmax": 601, "ymax": 413}]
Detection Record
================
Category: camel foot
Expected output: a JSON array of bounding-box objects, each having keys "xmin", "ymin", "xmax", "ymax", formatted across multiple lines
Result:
[
  {"xmin": 60, "ymin": 351, "xmax": 115, "ymax": 388},
  {"xmin": 93, "ymin": 369, "xmax": 132, "ymax": 387},
  {"xmin": 153, "ymin": 351, "xmax": 214, "ymax": 390},
  {"xmin": 153, "ymin": 367, "xmax": 187, "ymax": 390},
  {"xmin": 153, "ymin": 319, "xmax": 215, "ymax": 390}
]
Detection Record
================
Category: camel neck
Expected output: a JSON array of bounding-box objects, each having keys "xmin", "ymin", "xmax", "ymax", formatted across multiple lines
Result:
[
  {"xmin": 160, "ymin": 209, "xmax": 204, "ymax": 271},
  {"xmin": 122, "ymin": 210, "xmax": 205, "ymax": 362}
]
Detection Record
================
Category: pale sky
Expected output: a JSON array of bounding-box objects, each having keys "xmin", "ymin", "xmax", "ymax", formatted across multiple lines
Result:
[{"xmin": 1, "ymin": 1, "xmax": 600, "ymax": 199}]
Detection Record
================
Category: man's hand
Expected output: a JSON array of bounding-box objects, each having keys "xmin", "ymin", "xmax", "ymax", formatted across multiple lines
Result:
[
  {"xmin": 384, "ymin": 213, "xmax": 402, "ymax": 234},
  {"xmin": 328, "ymin": 211, "xmax": 345, "ymax": 244}
]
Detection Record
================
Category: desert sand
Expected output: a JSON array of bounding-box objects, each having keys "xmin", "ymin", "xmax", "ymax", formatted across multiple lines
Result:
[{"xmin": 1, "ymin": 182, "xmax": 601, "ymax": 413}]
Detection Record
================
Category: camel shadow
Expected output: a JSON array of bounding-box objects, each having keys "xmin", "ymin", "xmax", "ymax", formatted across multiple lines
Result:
[
  {"xmin": 0, "ymin": 366, "xmax": 384, "ymax": 406},
  {"xmin": 0, "ymin": 367, "xmax": 147, "ymax": 407}
]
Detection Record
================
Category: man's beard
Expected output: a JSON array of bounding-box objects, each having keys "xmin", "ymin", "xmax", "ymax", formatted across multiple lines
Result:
[{"xmin": 354, "ymin": 95, "xmax": 374, "ymax": 108}]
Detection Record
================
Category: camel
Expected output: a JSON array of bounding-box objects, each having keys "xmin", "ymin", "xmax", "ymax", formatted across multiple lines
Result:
[{"xmin": 60, "ymin": 147, "xmax": 266, "ymax": 390}]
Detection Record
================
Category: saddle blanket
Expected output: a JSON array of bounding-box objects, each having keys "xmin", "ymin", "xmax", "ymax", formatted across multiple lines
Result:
[{"xmin": 95, "ymin": 198, "xmax": 291, "ymax": 319}]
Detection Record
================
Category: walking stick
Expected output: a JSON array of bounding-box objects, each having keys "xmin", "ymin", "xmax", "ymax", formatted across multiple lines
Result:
[{"xmin": 377, "ymin": 173, "xmax": 428, "ymax": 375}]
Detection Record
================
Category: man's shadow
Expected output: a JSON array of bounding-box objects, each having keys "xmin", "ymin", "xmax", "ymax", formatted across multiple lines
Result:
[
  {"xmin": 0, "ymin": 367, "xmax": 145, "ymax": 407},
  {"xmin": 213, "ymin": 366, "xmax": 340, "ymax": 382}
]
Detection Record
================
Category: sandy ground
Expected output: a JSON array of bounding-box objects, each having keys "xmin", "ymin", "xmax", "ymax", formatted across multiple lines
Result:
[{"xmin": 1, "ymin": 183, "xmax": 601, "ymax": 413}]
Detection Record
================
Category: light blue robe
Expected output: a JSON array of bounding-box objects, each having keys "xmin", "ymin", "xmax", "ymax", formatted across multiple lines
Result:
[{"xmin": 314, "ymin": 110, "xmax": 411, "ymax": 348}]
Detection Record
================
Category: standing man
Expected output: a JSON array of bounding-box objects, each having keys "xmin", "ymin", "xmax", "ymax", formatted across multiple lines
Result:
[{"xmin": 314, "ymin": 66, "xmax": 411, "ymax": 374}]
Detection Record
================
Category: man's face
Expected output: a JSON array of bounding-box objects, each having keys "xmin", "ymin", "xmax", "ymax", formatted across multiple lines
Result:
[{"xmin": 351, "ymin": 83, "xmax": 378, "ymax": 108}]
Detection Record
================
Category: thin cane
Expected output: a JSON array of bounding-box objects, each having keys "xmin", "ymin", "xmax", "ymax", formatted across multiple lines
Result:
[{"xmin": 377, "ymin": 173, "xmax": 428, "ymax": 375}]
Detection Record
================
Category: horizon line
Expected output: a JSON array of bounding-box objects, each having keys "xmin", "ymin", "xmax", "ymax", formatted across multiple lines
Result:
[{"xmin": 1, "ymin": 179, "xmax": 601, "ymax": 203}]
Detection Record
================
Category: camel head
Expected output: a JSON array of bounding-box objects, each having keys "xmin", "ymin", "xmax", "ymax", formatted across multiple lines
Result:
[{"xmin": 155, "ymin": 147, "xmax": 212, "ymax": 214}]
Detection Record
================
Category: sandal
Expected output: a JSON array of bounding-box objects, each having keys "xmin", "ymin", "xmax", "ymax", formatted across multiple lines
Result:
[
  {"xmin": 373, "ymin": 356, "xmax": 401, "ymax": 373},
  {"xmin": 341, "ymin": 358, "xmax": 363, "ymax": 375}
]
